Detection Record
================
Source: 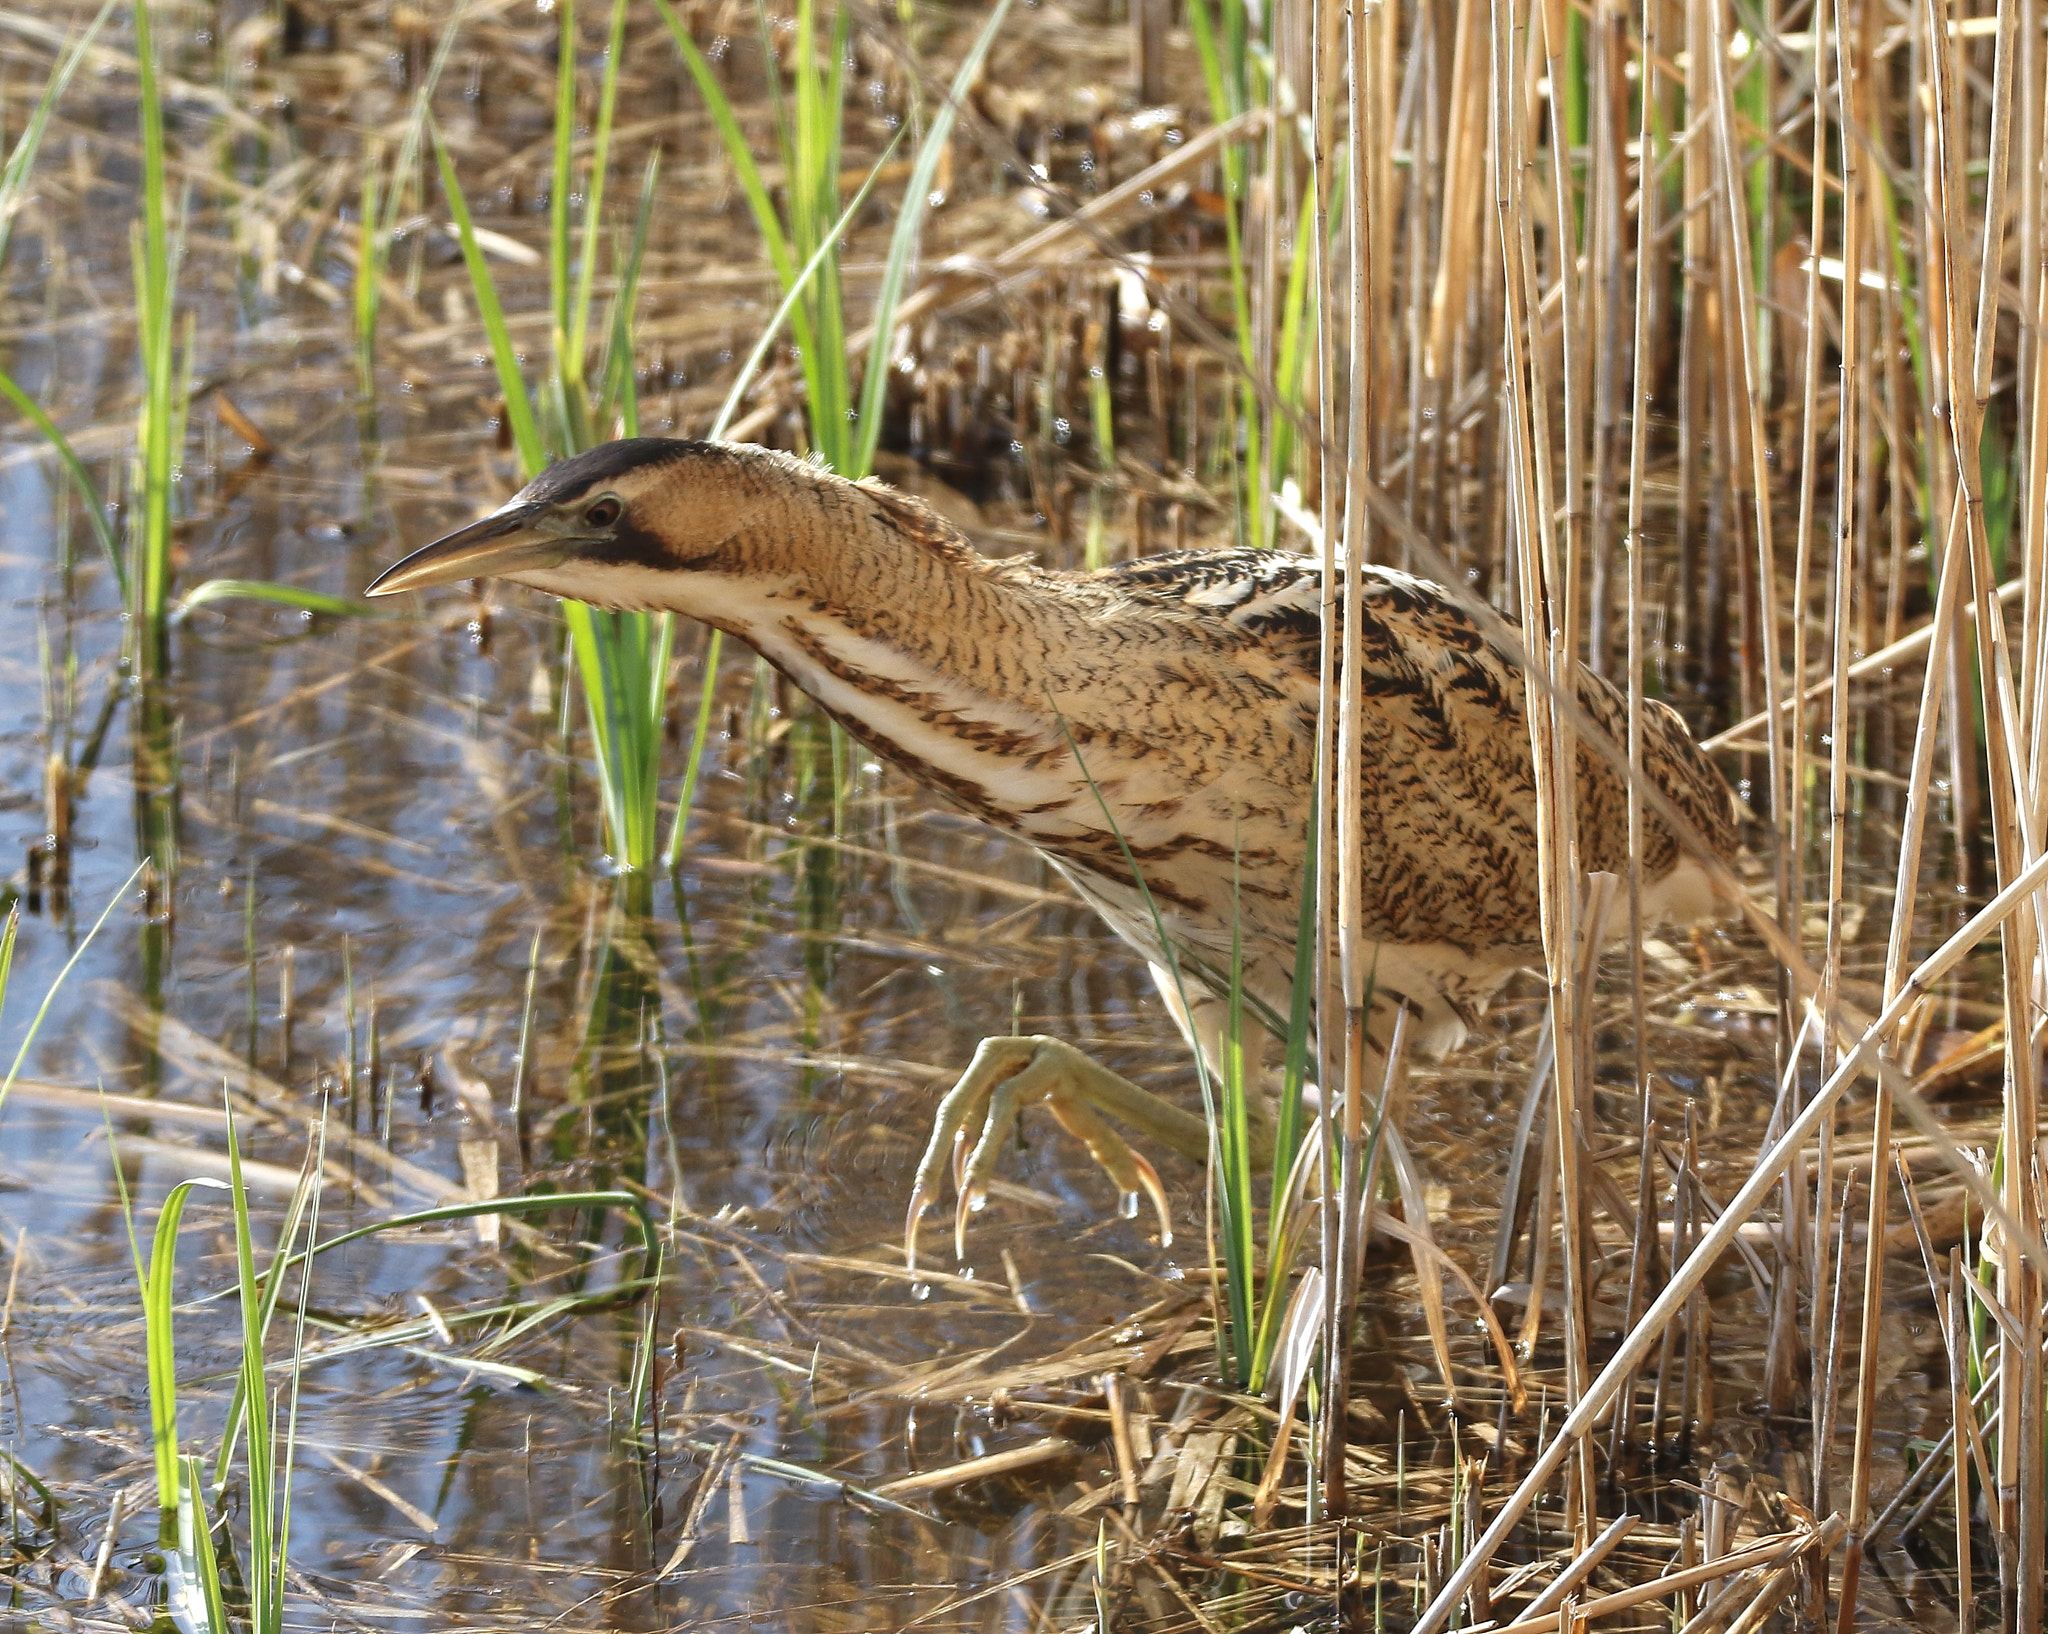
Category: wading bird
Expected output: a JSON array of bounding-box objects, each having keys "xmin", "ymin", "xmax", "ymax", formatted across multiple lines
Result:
[{"xmin": 368, "ymin": 438, "xmax": 1739, "ymax": 1256}]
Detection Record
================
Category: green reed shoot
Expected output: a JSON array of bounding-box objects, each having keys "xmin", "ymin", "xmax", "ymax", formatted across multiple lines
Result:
[
  {"xmin": 123, "ymin": 1120, "xmax": 320, "ymax": 1627},
  {"xmin": 1055, "ymin": 715, "xmax": 1317, "ymax": 1390},
  {"xmin": 0, "ymin": 2, "xmax": 111, "ymax": 274},
  {"xmin": 656, "ymin": 0, "xmax": 1012, "ymax": 481},
  {"xmin": 1264, "ymin": 173, "xmax": 1333, "ymax": 496},
  {"xmin": 546, "ymin": 12, "xmax": 671, "ymax": 880},
  {"xmin": 1215, "ymin": 876, "xmax": 1261, "ymax": 1385},
  {"xmin": 135, "ymin": 1175, "xmax": 227, "ymax": 1514},
  {"xmin": 223, "ymin": 1109, "xmax": 317, "ymax": 1634},
  {"xmin": 290, "ymin": 1192, "xmax": 665, "ymax": 1446},
  {"xmin": 0, "ymin": 860, "xmax": 145, "ymax": 1119},
  {"xmin": 429, "ymin": 49, "xmax": 666, "ymax": 874},
  {"xmin": 1183, "ymin": 0, "xmax": 1327, "ymax": 552},
  {"xmin": 171, "ymin": 1453, "xmax": 230, "ymax": 1633},
  {"xmin": 1210, "ymin": 821, "xmax": 1325, "ymax": 1393},
  {"xmin": 125, "ymin": 1130, "xmax": 663, "ymax": 1632},
  {"xmin": 422, "ymin": 0, "xmax": 1009, "ymax": 871},
  {"xmin": 130, "ymin": 0, "xmax": 182, "ymax": 674},
  {"xmin": 1243, "ymin": 806, "xmax": 1322, "ymax": 1390},
  {"xmin": 697, "ymin": 0, "xmax": 854, "ymax": 469},
  {"xmin": 846, "ymin": 0, "xmax": 1011, "ymax": 477},
  {"xmin": 548, "ymin": 0, "xmax": 632, "ymax": 453},
  {"xmin": 1085, "ymin": 331, "xmax": 1116, "ymax": 569},
  {"xmin": 564, "ymin": 142, "xmax": 672, "ymax": 878},
  {"xmin": 424, "ymin": 0, "xmax": 681, "ymax": 878},
  {"xmin": 353, "ymin": 143, "xmax": 384, "ymax": 389},
  {"xmin": 0, "ymin": 371, "xmax": 124, "ymax": 596},
  {"xmin": 1, "ymin": 2, "xmax": 388, "ymax": 636},
  {"xmin": 354, "ymin": 24, "xmax": 458, "ymax": 388},
  {"xmin": 650, "ymin": 0, "xmax": 1008, "ymax": 844},
  {"xmin": 1184, "ymin": 0, "xmax": 1264, "ymax": 542},
  {"xmin": 167, "ymin": 579, "xmax": 386, "ymax": 623},
  {"xmin": 658, "ymin": 129, "xmax": 909, "ymax": 866},
  {"xmin": 0, "ymin": 907, "xmax": 15, "ymax": 1014}
]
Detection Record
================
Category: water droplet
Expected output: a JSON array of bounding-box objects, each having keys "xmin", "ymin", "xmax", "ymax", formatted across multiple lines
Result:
[
  {"xmin": 910, "ymin": 1281, "xmax": 932, "ymax": 1302},
  {"xmin": 1119, "ymin": 1190, "xmax": 1141, "ymax": 1220}
]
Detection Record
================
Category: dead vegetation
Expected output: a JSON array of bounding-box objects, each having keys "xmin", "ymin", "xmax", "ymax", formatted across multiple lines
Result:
[{"xmin": 0, "ymin": 0, "xmax": 2042, "ymax": 1627}]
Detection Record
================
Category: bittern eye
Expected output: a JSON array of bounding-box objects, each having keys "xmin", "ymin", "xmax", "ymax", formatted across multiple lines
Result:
[{"xmin": 585, "ymin": 495, "xmax": 623, "ymax": 528}]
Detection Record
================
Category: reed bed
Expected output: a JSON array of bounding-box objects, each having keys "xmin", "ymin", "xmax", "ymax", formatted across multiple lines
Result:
[{"xmin": 0, "ymin": 0, "xmax": 2043, "ymax": 1626}]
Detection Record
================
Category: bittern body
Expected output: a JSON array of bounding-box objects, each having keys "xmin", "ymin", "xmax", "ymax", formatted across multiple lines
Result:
[{"xmin": 369, "ymin": 438, "xmax": 1739, "ymax": 1242}]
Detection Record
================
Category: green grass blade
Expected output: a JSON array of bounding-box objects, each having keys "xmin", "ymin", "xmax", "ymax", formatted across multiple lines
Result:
[
  {"xmin": 358, "ymin": 20, "xmax": 459, "ymax": 370},
  {"xmin": 560, "ymin": 603, "xmax": 636, "ymax": 862},
  {"xmin": 1219, "ymin": 855, "xmax": 1256, "ymax": 1384},
  {"xmin": 570, "ymin": 0, "xmax": 633, "ymax": 373},
  {"xmin": 0, "ymin": 905, "xmax": 15, "ymax": 1016},
  {"xmin": 433, "ymin": 126, "xmax": 547, "ymax": 476},
  {"xmin": 788, "ymin": 0, "xmax": 852, "ymax": 466},
  {"xmin": 653, "ymin": 0, "xmax": 798, "ymax": 289},
  {"xmin": 130, "ymin": 0, "xmax": 177, "ymax": 653},
  {"xmin": 549, "ymin": 0, "xmax": 579, "ymax": 361},
  {"xmin": 211, "ymin": 1142, "xmax": 320, "ymax": 1485},
  {"xmin": 0, "ymin": 367, "xmax": 124, "ymax": 599},
  {"xmin": 851, "ymin": 0, "xmax": 1014, "ymax": 477},
  {"xmin": 599, "ymin": 151, "xmax": 663, "ymax": 431},
  {"xmin": 0, "ymin": 0, "xmax": 115, "ymax": 274},
  {"xmin": 273, "ymin": 1125, "xmax": 323, "ymax": 1614},
  {"xmin": 1043, "ymin": 707, "xmax": 1250, "ymax": 1335},
  {"xmin": 285, "ymin": 1191, "xmax": 661, "ymax": 1294},
  {"xmin": 1273, "ymin": 793, "xmax": 1318, "ymax": 1203},
  {"xmin": 354, "ymin": 141, "xmax": 383, "ymax": 378},
  {"xmin": 170, "ymin": 1452, "xmax": 231, "ymax": 1633},
  {"xmin": 0, "ymin": 860, "xmax": 147, "ymax": 1120},
  {"xmin": 141, "ymin": 1177, "xmax": 228, "ymax": 1512},
  {"xmin": 171, "ymin": 579, "xmax": 391, "ymax": 623},
  {"xmin": 655, "ymin": 0, "xmax": 828, "ymax": 437},
  {"xmin": 223, "ymin": 1104, "xmax": 281, "ymax": 1634},
  {"xmin": 662, "ymin": 631, "xmax": 725, "ymax": 869},
  {"xmin": 712, "ymin": 126, "xmax": 907, "ymax": 442}
]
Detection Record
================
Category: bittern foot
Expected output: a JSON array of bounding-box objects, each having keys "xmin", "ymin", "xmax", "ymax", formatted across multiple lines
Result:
[{"xmin": 905, "ymin": 1034, "xmax": 1218, "ymax": 1273}]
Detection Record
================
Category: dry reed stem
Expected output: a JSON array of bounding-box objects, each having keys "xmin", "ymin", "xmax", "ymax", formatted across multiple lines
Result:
[{"xmin": 1415, "ymin": 842, "xmax": 2048, "ymax": 1632}]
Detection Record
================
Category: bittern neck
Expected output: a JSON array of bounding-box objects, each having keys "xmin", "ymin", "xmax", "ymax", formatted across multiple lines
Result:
[{"xmin": 669, "ymin": 488, "xmax": 1080, "ymax": 818}]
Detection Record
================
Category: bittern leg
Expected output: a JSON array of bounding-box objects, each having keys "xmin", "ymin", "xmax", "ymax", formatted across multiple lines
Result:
[{"xmin": 906, "ymin": 1034, "xmax": 1219, "ymax": 1270}]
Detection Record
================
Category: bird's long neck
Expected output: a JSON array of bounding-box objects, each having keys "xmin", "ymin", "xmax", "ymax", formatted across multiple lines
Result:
[{"xmin": 676, "ymin": 481, "xmax": 1084, "ymax": 824}]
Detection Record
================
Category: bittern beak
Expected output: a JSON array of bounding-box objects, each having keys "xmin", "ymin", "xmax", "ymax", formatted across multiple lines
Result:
[{"xmin": 365, "ymin": 504, "xmax": 571, "ymax": 596}]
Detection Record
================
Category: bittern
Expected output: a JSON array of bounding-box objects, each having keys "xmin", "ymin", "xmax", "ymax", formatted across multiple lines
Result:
[{"xmin": 367, "ymin": 438, "xmax": 1739, "ymax": 1255}]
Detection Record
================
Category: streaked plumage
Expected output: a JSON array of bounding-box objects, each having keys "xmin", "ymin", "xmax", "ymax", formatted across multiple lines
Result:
[{"xmin": 368, "ymin": 439, "xmax": 1739, "ymax": 1210}]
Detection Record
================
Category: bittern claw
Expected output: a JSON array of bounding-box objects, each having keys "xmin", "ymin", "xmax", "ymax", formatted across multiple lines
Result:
[{"xmin": 904, "ymin": 1034, "xmax": 1218, "ymax": 1274}]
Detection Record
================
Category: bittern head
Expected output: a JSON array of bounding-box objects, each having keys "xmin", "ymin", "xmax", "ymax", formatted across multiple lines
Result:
[{"xmin": 366, "ymin": 438, "xmax": 773, "ymax": 609}]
